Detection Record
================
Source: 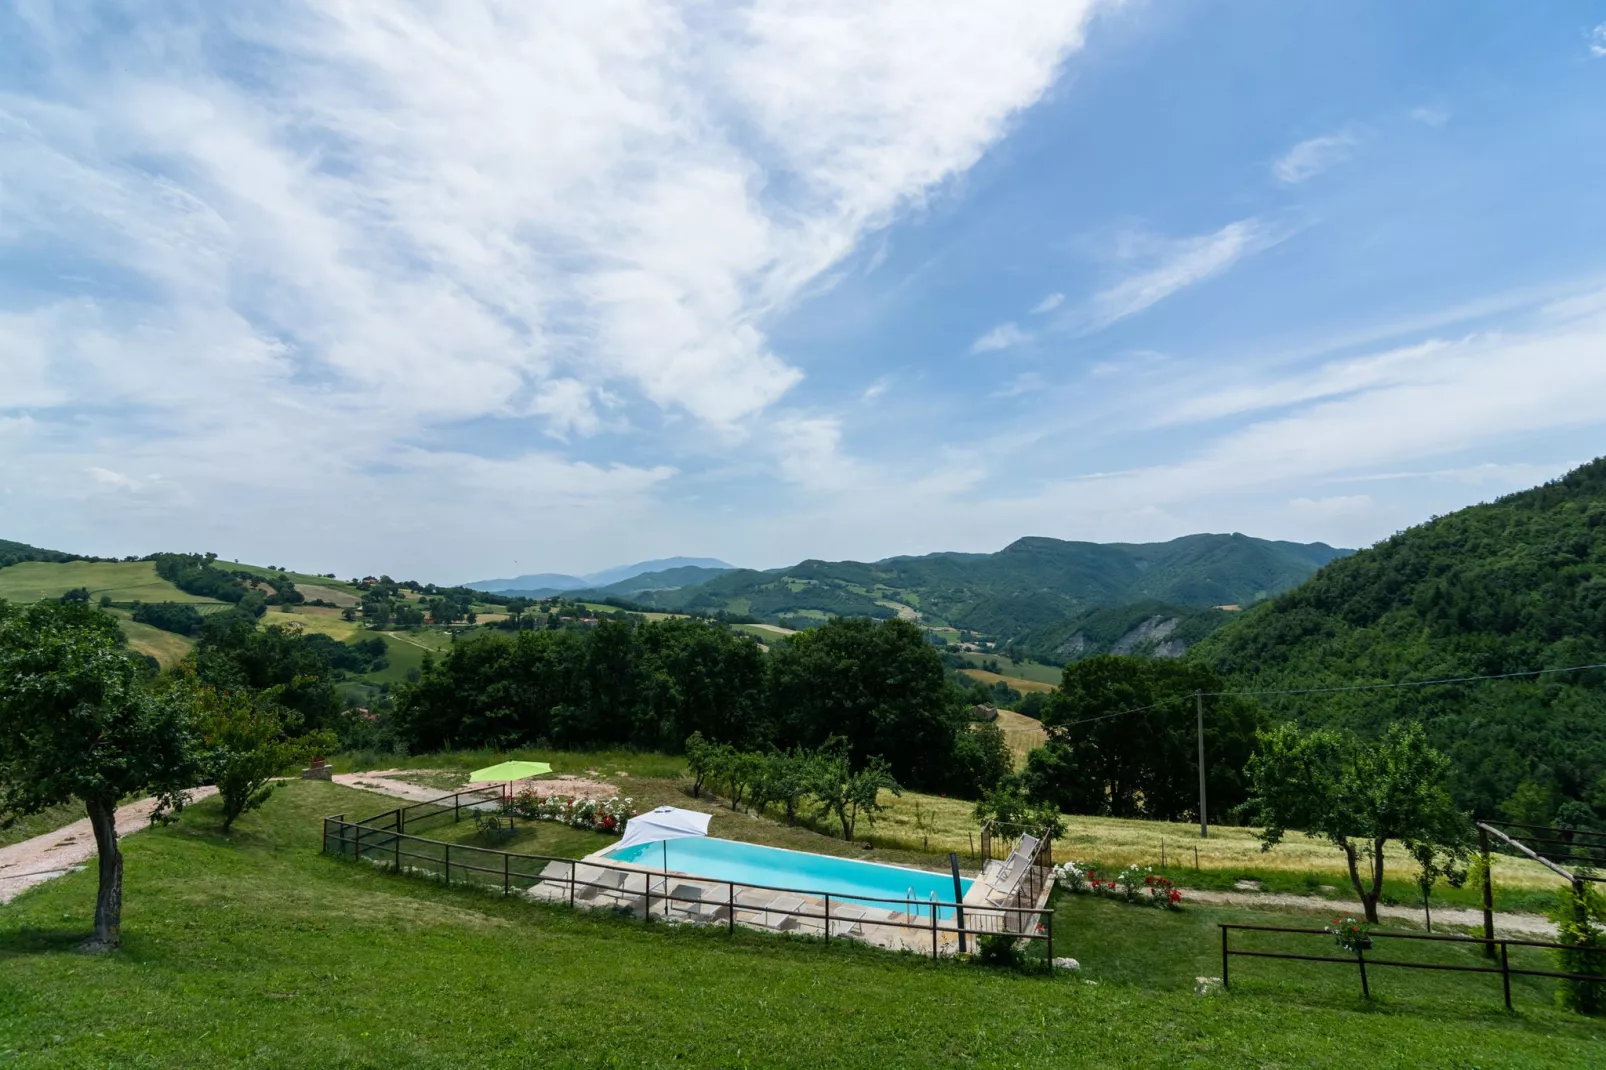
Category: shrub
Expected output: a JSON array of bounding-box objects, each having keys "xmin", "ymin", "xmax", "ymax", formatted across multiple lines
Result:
[
  {"xmin": 1326, "ymin": 916, "xmax": 1372, "ymax": 953},
  {"xmin": 502, "ymin": 791, "xmax": 636, "ymax": 834},
  {"xmin": 1052, "ymin": 861, "xmax": 1086, "ymax": 893},
  {"xmin": 1554, "ymin": 882, "xmax": 1606, "ymax": 1015},
  {"xmin": 975, "ymin": 933, "xmax": 1024, "ymax": 969}
]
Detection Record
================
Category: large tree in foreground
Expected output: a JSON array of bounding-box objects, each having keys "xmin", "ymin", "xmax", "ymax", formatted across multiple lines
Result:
[
  {"xmin": 0, "ymin": 600, "xmax": 198, "ymax": 949},
  {"xmin": 1243, "ymin": 720, "xmax": 1470, "ymax": 923}
]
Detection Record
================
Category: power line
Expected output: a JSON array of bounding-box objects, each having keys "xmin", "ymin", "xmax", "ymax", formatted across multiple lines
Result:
[
  {"xmin": 1042, "ymin": 661, "xmax": 1606, "ymax": 731},
  {"xmin": 1207, "ymin": 661, "xmax": 1606, "ymax": 698}
]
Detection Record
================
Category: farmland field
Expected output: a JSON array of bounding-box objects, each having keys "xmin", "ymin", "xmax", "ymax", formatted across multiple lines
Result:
[
  {"xmin": 991, "ymin": 708, "xmax": 1048, "ymax": 768},
  {"xmin": 961, "ymin": 667, "xmax": 1057, "ymax": 694},
  {"xmin": 0, "ymin": 780, "xmax": 1595, "ymax": 1067},
  {"xmin": 118, "ymin": 619, "xmax": 196, "ymax": 668},
  {"xmin": 0, "ymin": 560, "xmax": 224, "ymax": 605},
  {"xmin": 954, "ymin": 652, "xmax": 1062, "ymax": 684}
]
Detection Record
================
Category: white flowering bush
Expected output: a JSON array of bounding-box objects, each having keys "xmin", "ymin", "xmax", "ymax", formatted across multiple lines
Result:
[
  {"xmin": 1116, "ymin": 865, "xmax": 1149, "ymax": 900},
  {"xmin": 503, "ymin": 790, "xmax": 636, "ymax": 834},
  {"xmin": 1053, "ymin": 861, "xmax": 1087, "ymax": 893}
]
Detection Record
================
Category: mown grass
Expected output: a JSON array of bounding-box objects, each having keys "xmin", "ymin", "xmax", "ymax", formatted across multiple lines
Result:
[
  {"xmin": 1, "ymin": 781, "xmax": 1600, "ymax": 1068},
  {"xmin": 0, "ymin": 560, "xmax": 222, "ymax": 605},
  {"xmin": 116, "ymin": 618, "xmax": 196, "ymax": 668},
  {"xmin": 0, "ymin": 801, "xmax": 86, "ymax": 850},
  {"xmin": 953, "ymin": 651, "xmax": 1064, "ymax": 685}
]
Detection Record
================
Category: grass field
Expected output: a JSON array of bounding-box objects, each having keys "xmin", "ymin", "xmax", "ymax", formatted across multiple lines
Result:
[
  {"xmin": 0, "ymin": 800, "xmax": 86, "ymax": 849},
  {"xmin": 991, "ymin": 709, "xmax": 1048, "ymax": 768},
  {"xmin": 0, "ymin": 560, "xmax": 224, "ymax": 605},
  {"xmin": 1, "ymin": 781, "xmax": 1597, "ymax": 1067},
  {"xmin": 954, "ymin": 652, "xmax": 1063, "ymax": 685},
  {"xmin": 961, "ymin": 667, "xmax": 1058, "ymax": 694},
  {"xmin": 117, "ymin": 619, "xmax": 196, "ymax": 668}
]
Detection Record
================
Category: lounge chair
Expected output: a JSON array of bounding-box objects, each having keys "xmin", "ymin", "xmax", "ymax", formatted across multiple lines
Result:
[
  {"xmin": 762, "ymin": 894, "xmax": 807, "ymax": 932},
  {"xmin": 575, "ymin": 866, "xmax": 628, "ymax": 901},
  {"xmin": 829, "ymin": 903, "xmax": 870, "ymax": 940}
]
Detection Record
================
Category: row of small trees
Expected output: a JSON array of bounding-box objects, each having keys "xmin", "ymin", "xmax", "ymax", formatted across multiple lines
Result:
[
  {"xmin": 0, "ymin": 600, "xmax": 332, "ymax": 949},
  {"xmin": 683, "ymin": 732, "xmax": 901, "ymax": 841}
]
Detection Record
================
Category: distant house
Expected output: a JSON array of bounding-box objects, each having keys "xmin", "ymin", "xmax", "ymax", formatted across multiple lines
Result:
[{"xmin": 968, "ymin": 704, "xmax": 999, "ymax": 722}]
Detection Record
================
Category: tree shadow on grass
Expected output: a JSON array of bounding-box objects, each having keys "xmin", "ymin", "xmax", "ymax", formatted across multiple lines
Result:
[{"xmin": 0, "ymin": 925, "xmax": 98, "ymax": 957}]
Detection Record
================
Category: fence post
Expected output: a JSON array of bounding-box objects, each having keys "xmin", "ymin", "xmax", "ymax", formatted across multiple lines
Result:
[
  {"xmin": 322, "ymin": 818, "xmax": 329, "ymax": 855},
  {"xmin": 1480, "ymin": 826, "xmax": 1496, "ymax": 959},
  {"xmin": 1046, "ymin": 909, "xmax": 1053, "ymax": 972},
  {"xmin": 1221, "ymin": 925, "xmax": 1229, "ymax": 989},
  {"xmin": 354, "ymin": 824, "xmax": 363, "ymax": 863},
  {"xmin": 398, "ymin": 807, "xmax": 405, "ymax": 835},
  {"xmin": 504, "ymin": 851, "xmax": 510, "ymax": 896},
  {"xmin": 1356, "ymin": 946, "xmax": 1369, "ymax": 999},
  {"xmin": 444, "ymin": 843, "xmax": 450, "ymax": 886},
  {"xmin": 1500, "ymin": 941, "xmax": 1512, "ymax": 1011},
  {"xmin": 394, "ymin": 829, "xmax": 400, "ymax": 871},
  {"xmin": 455, "ymin": 793, "xmax": 460, "ymax": 823},
  {"xmin": 824, "ymin": 894, "xmax": 831, "ymax": 944},
  {"xmin": 568, "ymin": 864, "xmax": 575, "ymax": 908},
  {"xmin": 931, "ymin": 904, "xmax": 939, "ymax": 961},
  {"xmin": 728, "ymin": 883, "xmax": 735, "ymax": 935}
]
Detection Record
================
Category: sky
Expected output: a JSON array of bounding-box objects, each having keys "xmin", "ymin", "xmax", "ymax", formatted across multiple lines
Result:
[{"xmin": 3, "ymin": 1, "xmax": 1606, "ymax": 582}]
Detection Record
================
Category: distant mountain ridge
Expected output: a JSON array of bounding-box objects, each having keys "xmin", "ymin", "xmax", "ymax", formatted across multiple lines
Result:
[
  {"xmin": 464, "ymin": 557, "xmax": 735, "ymax": 595},
  {"xmin": 620, "ymin": 533, "xmax": 1349, "ymax": 642}
]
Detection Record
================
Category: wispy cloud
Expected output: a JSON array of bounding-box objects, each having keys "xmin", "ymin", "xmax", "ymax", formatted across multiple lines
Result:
[
  {"xmin": 992, "ymin": 372, "xmax": 1046, "ymax": 397},
  {"xmin": 970, "ymin": 322, "xmax": 1031, "ymax": 353},
  {"xmin": 1030, "ymin": 292, "xmax": 1065, "ymax": 314},
  {"xmin": 1591, "ymin": 23, "xmax": 1606, "ymax": 57},
  {"xmin": 1409, "ymin": 107, "xmax": 1449, "ymax": 127},
  {"xmin": 1084, "ymin": 220, "xmax": 1284, "ymax": 331},
  {"xmin": 1273, "ymin": 131, "xmax": 1359, "ymax": 184},
  {"xmin": 0, "ymin": 1, "xmax": 1105, "ymax": 575}
]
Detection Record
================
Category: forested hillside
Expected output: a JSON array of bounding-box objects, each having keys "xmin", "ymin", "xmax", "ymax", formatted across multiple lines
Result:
[
  {"xmin": 622, "ymin": 533, "xmax": 1346, "ymax": 642},
  {"xmin": 1195, "ymin": 456, "xmax": 1606, "ymax": 822}
]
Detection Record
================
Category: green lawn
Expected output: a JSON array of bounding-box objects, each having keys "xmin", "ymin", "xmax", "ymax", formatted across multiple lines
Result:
[
  {"xmin": 1, "ymin": 781, "xmax": 1599, "ymax": 1067},
  {"xmin": 0, "ymin": 560, "xmax": 224, "ymax": 605},
  {"xmin": 0, "ymin": 800, "xmax": 85, "ymax": 849}
]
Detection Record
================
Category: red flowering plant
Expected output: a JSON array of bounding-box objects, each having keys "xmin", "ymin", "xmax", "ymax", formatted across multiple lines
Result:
[
  {"xmin": 501, "ymin": 791, "xmax": 636, "ymax": 833},
  {"xmin": 1143, "ymin": 872, "xmax": 1183, "ymax": 909}
]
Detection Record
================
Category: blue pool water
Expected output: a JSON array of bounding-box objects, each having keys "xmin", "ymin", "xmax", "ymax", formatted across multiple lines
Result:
[{"xmin": 603, "ymin": 836, "xmax": 971, "ymax": 918}]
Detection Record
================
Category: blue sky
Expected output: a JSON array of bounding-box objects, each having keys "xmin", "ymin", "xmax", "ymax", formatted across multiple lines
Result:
[{"xmin": 3, "ymin": 1, "xmax": 1606, "ymax": 582}]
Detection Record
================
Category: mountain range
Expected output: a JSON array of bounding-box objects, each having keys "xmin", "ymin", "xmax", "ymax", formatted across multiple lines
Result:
[
  {"xmin": 595, "ymin": 533, "xmax": 1349, "ymax": 645},
  {"xmin": 464, "ymin": 557, "xmax": 735, "ymax": 595}
]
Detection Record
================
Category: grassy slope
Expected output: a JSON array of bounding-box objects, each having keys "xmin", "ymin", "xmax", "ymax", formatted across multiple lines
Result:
[
  {"xmin": 992, "ymin": 709, "xmax": 1048, "ymax": 769},
  {"xmin": 953, "ymin": 651, "xmax": 1062, "ymax": 684},
  {"xmin": 960, "ymin": 667, "xmax": 1057, "ymax": 694},
  {"xmin": 0, "ymin": 801, "xmax": 85, "ymax": 849},
  {"xmin": 117, "ymin": 619, "xmax": 196, "ymax": 668},
  {"xmin": 0, "ymin": 781, "xmax": 1596, "ymax": 1067},
  {"xmin": 0, "ymin": 560, "xmax": 224, "ymax": 605}
]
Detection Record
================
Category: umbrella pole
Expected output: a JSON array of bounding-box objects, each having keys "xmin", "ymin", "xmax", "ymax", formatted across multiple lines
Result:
[{"xmin": 663, "ymin": 840, "xmax": 670, "ymax": 918}]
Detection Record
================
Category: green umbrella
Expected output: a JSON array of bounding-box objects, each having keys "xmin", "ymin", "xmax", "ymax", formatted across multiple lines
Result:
[{"xmin": 468, "ymin": 760, "xmax": 553, "ymax": 783}]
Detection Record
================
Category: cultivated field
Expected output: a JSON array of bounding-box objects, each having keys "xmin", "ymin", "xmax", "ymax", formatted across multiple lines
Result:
[
  {"xmin": 0, "ymin": 560, "xmax": 224, "ymax": 605},
  {"xmin": 961, "ymin": 667, "xmax": 1057, "ymax": 694},
  {"xmin": 954, "ymin": 652, "xmax": 1063, "ymax": 684},
  {"xmin": 118, "ymin": 619, "xmax": 196, "ymax": 668},
  {"xmin": 992, "ymin": 708, "xmax": 1048, "ymax": 767}
]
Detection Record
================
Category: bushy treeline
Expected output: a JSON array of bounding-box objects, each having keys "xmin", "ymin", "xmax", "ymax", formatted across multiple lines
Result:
[
  {"xmin": 131, "ymin": 601, "xmax": 207, "ymax": 636},
  {"xmin": 684, "ymin": 734, "xmax": 908, "ymax": 840},
  {"xmin": 396, "ymin": 616, "xmax": 1012, "ymax": 796}
]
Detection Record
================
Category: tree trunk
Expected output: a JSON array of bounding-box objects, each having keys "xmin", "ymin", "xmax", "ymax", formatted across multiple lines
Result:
[
  {"xmin": 83, "ymin": 794, "xmax": 123, "ymax": 951},
  {"xmin": 1340, "ymin": 842, "xmax": 1380, "ymax": 924}
]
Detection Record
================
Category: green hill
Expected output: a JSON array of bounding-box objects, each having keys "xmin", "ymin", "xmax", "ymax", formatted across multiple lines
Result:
[
  {"xmin": 625, "ymin": 534, "xmax": 1346, "ymax": 643},
  {"xmin": 1194, "ymin": 457, "xmax": 1606, "ymax": 822}
]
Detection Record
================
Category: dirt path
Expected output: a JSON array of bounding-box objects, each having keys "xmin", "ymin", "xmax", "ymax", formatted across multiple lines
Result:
[
  {"xmin": 1182, "ymin": 886, "xmax": 1557, "ymax": 938},
  {"xmin": 0, "ymin": 788, "xmax": 218, "ymax": 905},
  {"xmin": 332, "ymin": 770, "xmax": 621, "ymax": 803}
]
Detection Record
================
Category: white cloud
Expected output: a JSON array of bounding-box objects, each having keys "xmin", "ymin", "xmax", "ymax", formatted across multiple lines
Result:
[
  {"xmin": 1409, "ymin": 107, "xmax": 1449, "ymax": 127},
  {"xmin": 992, "ymin": 372, "xmax": 1046, "ymax": 397},
  {"xmin": 861, "ymin": 376, "xmax": 893, "ymax": 402},
  {"xmin": 1273, "ymin": 131, "xmax": 1358, "ymax": 184},
  {"xmin": 1289, "ymin": 494, "xmax": 1372, "ymax": 519},
  {"xmin": 1, "ymin": 1, "xmax": 1104, "ymax": 574},
  {"xmin": 1030, "ymin": 292, "xmax": 1065, "ymax": 314},
  {"xmin": 970, "ymin": 322, "xmax": 1031, "ymax": 353},
  {"xmin": 1591, "ymin": 22, "xmax": 1606, "ymax": 57},
  {"xmin": 86, "ymin": 466, "xmax": 142, "ymax": 492},
  {"xmin": 1085, "ymin": 220, "xmax": 1284, "ymax": 331}
]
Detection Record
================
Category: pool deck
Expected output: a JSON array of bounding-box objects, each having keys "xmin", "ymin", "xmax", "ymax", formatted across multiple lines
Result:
[{"xmin": 522, "ymin": 847, "xmax": 1053, "ymax": 957}]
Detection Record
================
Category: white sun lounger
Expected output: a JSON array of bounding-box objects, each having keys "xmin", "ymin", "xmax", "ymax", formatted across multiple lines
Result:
[
  {"xmin": 760, "ymin": 894, "xmax": 807, "ymax": 932},
  {"xmin": 829, "ymin": 903, "xmax": 870, "ymax": 939}
]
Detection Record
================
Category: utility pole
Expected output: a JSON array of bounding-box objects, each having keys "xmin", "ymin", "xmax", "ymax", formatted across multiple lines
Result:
[{"xmin": 1196, "ymin": 690, "xmax": 1208, "ymax": 838}]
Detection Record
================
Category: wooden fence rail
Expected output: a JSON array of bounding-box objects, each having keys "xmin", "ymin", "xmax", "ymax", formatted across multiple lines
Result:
[{"xmin": 1220, "ymin": 922, "xmax": 1606, "ymax": 1010}]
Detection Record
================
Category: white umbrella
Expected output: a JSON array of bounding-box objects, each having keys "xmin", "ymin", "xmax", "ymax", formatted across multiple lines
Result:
[{"xmin": 616, "ymin": 806, "xmax": 711, "ymax": 873}]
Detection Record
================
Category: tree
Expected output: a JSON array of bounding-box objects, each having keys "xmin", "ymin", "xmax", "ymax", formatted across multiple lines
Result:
[
  {"xmin": 1024, "ymin": 656, "xmax": 1260, "ymax": 822},
  {"xmin": 684, "ymin": 731, "xmax": 718, "ymax": 798},
  {"xmin": 754, "ymin": 747, "xmax": 821, "ymax": 826},
  {"xmin": 193, "ymin": 685, "xmax": 333, "ymax": 832},
  {"xmin": 0, "ymin": 600, "xmax": 199, "ymax": 949},
  {"xmin": 1243, "ymin": 721, "xmax": 1471, "ymax": 923},
  {"xmin": 768, "ymin": 617, "xmax": 967, "ymax": 791},
  {"xmin": 809, "ymin": 748, "xmax": 901, "ymax": 841}
]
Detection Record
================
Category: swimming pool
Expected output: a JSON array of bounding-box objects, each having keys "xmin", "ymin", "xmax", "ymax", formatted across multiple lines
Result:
[{"xmin": 602, "ymin": 837, "xmax": 971, "ymax": 918}]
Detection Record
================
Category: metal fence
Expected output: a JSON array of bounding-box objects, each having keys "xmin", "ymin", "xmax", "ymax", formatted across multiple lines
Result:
[
  {"xmin": 1220, "ymin": 922, "xmax": 1606, "ymax": 1010},
  {"xmin": 323, "ymin": 788, "xmax": 1056, "ymax": 968}
]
